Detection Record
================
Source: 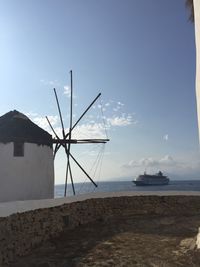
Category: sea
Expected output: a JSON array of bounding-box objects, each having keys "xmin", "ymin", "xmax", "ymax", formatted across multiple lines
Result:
[{"xmin": 55, "ymin": 180, "xmax": 200, "ymax": 198}]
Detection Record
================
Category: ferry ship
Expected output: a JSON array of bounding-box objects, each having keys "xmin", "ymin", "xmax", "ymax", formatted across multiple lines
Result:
[{"xmin": 133, "ymin": 171, "xmax": 169, "ymax": 186}]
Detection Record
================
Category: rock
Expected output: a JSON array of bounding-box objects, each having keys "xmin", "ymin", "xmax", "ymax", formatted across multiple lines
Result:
[{"xmin": 180, "ymin": 237, "xmax": 196, "ymax": 250}]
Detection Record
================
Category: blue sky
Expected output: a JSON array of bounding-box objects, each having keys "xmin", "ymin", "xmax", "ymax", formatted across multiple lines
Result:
[{"xmin": 0, "ymin": 0, "xmax": 199, "ymax": 184}]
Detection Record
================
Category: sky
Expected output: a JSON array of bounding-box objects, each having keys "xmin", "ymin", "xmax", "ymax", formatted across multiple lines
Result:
[{"xmin": 0, "ymin": 0, "xmax": 199, "ymax": 185}]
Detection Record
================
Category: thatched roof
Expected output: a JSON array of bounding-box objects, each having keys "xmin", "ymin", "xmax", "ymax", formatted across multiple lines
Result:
[{"xmin": 0, "ymin": 110, "xmax": 52, "ymax": 147}]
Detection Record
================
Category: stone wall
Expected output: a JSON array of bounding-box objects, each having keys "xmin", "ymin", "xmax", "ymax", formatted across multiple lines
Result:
[{"xmin": 1, "ymin": 194, "xmax": 200, "ymax": 265}]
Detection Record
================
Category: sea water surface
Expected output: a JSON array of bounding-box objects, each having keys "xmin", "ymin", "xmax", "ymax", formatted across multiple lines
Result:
[{"xmin": 55, "ymin": 180, "xmax": 200, "ymax": 197}]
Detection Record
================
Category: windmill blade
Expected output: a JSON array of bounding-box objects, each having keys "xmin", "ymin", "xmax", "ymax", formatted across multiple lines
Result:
[
  {"xmin": 64, "ymin": 156, "xmax": 75, "ymax": 196},
  {"xmin": 69, "ymin": 70, "xmax": 73, "ymax": 132},
  {"xmin": 67, "ymin": 70, "xmax": 73, "ymax": 175},
  {"xmin": 69, "ymin": 152, "xmax": 98, "ymax": 187},
  {"xmin": 73, "ymin": 139, "xmax": 108, "ymax": 144},
  {"xmin": 68, "ymin": 160, "xmax": 75, "ymax": 195},
  {"xmin": 64, "ymin": 160, "xmax": 69, "ymax": 196},
  {"xmin": 46, "ymin": 116, "xmax": 65, "ymax": 158},
  {"xmin": 46, "ymin": 116, "xmax": 60, "ymax": 140},
  {"xmin": 64, "ymin": 140, "xmax": 76, "ymax": 195},
  {"xmin": 71, "ymin": 93, "xmax": 101, "ymax": 133},
  {"xmin": 54, "ymin": 88, "xmax": 66, "ymax": 138},
  {"xmin": 52, "ymin": 138, "xmax": 109, "ymax": 144},
  {"xmin": 64, "ymin": 70, "xmax": 74, "ymax": 196},
  {"xmin": 53, "ymin": 88, "xmax": 68, "ymax": 161}
]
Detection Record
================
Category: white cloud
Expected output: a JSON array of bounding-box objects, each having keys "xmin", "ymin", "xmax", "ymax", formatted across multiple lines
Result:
[
  {"xmin": 53, "ymin": 126, "xmax": 65, "ymax": 138},
  {"xmin": 54, "ymin": 113, "xmax": 136, "ymax": 140},
  {"xmin": 31, "ymin": 113, "xmax": 134, "ymax": 139},
  {"xmin": 107, "ymin": 114, "xmax": 134, "ymax": 127},
  {"xmin": 26, "ymin": 95, "xmax": 136, "ymax": 141},
  {"xmin": 123, "ymin": 155, "xmax": 176, "ymax": 169},
  {"xmin": 27, "ymin": 112, "xmax": 59, "ymax": 133},
  {"xmin": 93, "ymin": 100, "xmax": 131, "ymax": 127},
  {"xmin": 117, "ymin": 101, "xmax": 124, "ymax": 106},
  {"xmin": 109, "ymin": 101, "xmax": 124, "ymax": 112},
  {"xmin": 163, "ymin": 134, "xmax": 169, "ymax": 141},
  {"xmin": 40, "ymin": 79, "xmax": 60, "ymax": 87},
  {"xmin": 64, "ymin": 85, "xmax": 71, "ymax": 97},
  {"xmin": 159, "ymin": 155, "xmax": 174, "ymax": 165},
  {"xmin": 25, "ymin": 112, "xmax": 39, "ymax": 117},
  {"xmin": 33, "ymin": 115, "xmax": 59, "ymax": 132},
  {"xmin": 64, "ymin": 85, "xmax": 77, "ymax": 98},
  {"xmin": 44, "ymin": 122, "xmax": 105, "ymax": 139},
  {"xmin": 122, "ymin": 155, "xmax": 200, "ymax": 180},
  {"xmin": 112, "ymin": 102, "xmax": 124, "ymax": 112},
  {"xmin": 72, "ymin": 123, "xmax": 106, "ymax": 139}
]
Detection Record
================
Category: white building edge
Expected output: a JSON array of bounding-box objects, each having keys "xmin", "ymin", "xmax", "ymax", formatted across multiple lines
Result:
[
  {"xmin": 0, "ymin": 110, "xmax": 54, "ymax": 202},
  {"xmin": 194, "ymin": 0, "xmax": 200, "ymax": 142}
]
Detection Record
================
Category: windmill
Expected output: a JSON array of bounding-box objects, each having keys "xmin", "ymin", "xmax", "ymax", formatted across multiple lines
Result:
[{"xmin": 46, "ymin": 71, "xmax": 109, "ymax": 196}]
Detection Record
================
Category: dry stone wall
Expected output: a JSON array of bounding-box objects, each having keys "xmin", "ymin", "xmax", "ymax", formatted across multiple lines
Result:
[{"xmin": 1, "ymin": 195, "xmax": 200, "ymax": 265}]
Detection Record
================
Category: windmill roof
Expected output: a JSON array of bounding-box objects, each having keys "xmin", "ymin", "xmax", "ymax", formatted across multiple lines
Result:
[{"xmin": 0, "ymin": 110, "xmax": 52, "ymax": 147}]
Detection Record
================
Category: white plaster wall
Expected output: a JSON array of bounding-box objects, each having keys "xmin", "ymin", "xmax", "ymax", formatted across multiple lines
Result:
[
  {"xmin": 0, "ymin": 143, "xmax": 54, "ymax": 202},
  {"xmin": 194, "ymin": 0, "xmax": 200, "ymax": 141}
]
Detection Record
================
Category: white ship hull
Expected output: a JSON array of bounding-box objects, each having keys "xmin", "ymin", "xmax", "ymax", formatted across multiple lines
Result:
[{"xmin": 133, "ymin": 173, "xmax": 169, "ymax": 186}]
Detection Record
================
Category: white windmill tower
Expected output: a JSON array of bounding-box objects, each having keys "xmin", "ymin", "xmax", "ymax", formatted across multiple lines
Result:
[{"xmin": 0, "ymin": 110, "xmax": 54, "ymax": 202}]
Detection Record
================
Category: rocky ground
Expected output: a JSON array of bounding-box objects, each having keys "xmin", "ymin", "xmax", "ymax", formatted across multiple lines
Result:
[{"xmin": 8, "ymin": 214, "xmax": 200, "ymax": 267}]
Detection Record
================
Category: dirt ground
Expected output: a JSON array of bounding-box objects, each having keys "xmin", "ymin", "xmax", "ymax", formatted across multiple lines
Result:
[{"xmin": 8, "ymin": 214, "xmax": 200, "ymax": 267}]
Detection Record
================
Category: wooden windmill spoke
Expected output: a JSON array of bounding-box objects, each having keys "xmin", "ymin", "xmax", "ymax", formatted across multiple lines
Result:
[
  {"xmin": 69, "ymin": 70, "xmax": 73, "ymax": 136},
  {"xmin": 67, "ymin": 71, "xmax": 73, "ymax": 188},
  {"xmin": 64, "ymin": 70, "xmax": 75, "ymax": 196},
  {"xmin": 46, "ymin": 115, "xmax": 64, "ymax": 158},
  {"xmin": 64, "ymin": 155, "xmax": 75, "ymax": 196},
  {"xmin": 46, "ymin": 116, "xmax": 60, "ymax": 140},
  {"xmin": 46, "ymin": 116, "xmax": 66, "ymax": 158},
  {"xmin": 64, "ymin": 157, "xmax": 69, "ymax": 195},
  {"xmin": 76, "ymin": 139, "xmax": 110, "ymax": 144},
  {"xmin": 54, "ymin": 88, "xmax": 66, "ymax": 139},
  {"xmin": 64, "ymin": 141, "xmax": 75, "ymax": 195},
  {"xmin": 52, "ymin": 138, "xmax": 109, "ymax": 144},
  {"xmin": 69, "ymin": 152, "xmax": 98, "ymax": 187},
  {"xmin": 68, "ymin": 160, "xmax": 75, "ymax": 195},
  {"xmin": 69, "ymin": 93, "xmax": 101, "ymax": 135}
]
